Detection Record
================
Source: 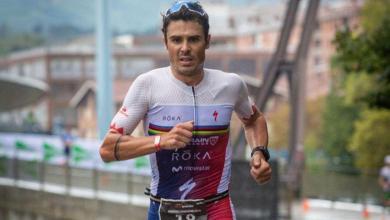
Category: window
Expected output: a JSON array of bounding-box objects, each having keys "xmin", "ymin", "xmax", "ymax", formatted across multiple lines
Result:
[
  {"xmin": 314, "ymin": 56, "xmax": 322, "ymax": 66},
  {"xmin": 313, "ymin": 55, "xmax": 327, "ymax": 73},
  {"xmin": 120, "ymin": 58, "xmax": 154, "ymax": 78},
  {"xmin": 85, "ymin": 59, "xmax": 95, "ymax": 78},
  {"xmin": 31, "ymin": 60, "xmax": 46, "ymax": 79},
  {"xmin": 50, "ymin": 59, "xmax": 82, "ymax": 79},
  {"xmin": 314, "ymin": 39, "xmax": 321, "ymax": 48}
]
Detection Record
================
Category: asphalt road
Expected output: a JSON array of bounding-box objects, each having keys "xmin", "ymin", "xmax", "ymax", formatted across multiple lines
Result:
[{"xmin": 291, "ymin": 199, "xmax": 389, "ymax": 220}]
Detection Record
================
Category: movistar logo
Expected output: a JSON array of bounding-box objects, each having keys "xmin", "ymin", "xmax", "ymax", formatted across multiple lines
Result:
[
  {"xmin": 172, "ymin": 166, "xmax": 183, "ymax": 173},
  {"xmin": 43, "ymin": 142, "xmax": 61, "ymax": 162},
  {"xmin": 71, "ymin": 145, "xmax": 90, "ymax": 163},
  {"xmin": 15, "ymin": 140, "xmax": 34, "ymax": 152},
  {"xmin": 171, "ymin": 165, "xmax": 210, "ymax": 173}
]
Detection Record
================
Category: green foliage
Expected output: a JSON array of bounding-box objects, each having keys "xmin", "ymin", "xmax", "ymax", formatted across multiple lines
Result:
[
  {"xmin": 268, "ymin": 102, "xmax": 289, "ymax": 149},
  {"xmin": 268, "ymin": 97, "xmax": 325, "ymax": 155},
  {"xmin": 349, "ymin": 110, "xmax": 390, "ymax": 174},
  {"xmin": 344, "ymin": 73, "xmax": 375, "ymax": 106},
  {"xmin": 325, "ymin": 0, "xmax": 390, "ymax": 172},
  {"xmin": 361, "ymin": 0, "xmax": 390, "ymax": 33},
  {"xmin": 333, "ymin": 1, "xmax": 390, "ymax": 109},
  {"xmin": 333, "ymin": 30, "xmax": 376, "ymax": 74},
  {"xmin": 321, "ymin": 92, "xmax": 360, "ymax": 167},
  {"xmin": 0, "ymin": 33, "xmax": 44, "ymax": 56},
  {"xmin": 334, "ymin": 0, "xmax": 390, "ymax": 75},
  {"xmin": 304, "ymin": 97, "xmax": 325, "ymax": 151}
]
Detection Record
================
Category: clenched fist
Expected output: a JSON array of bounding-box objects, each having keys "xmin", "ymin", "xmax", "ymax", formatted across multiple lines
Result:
[
  {"xmin": 160, "ymin": 121, "xmax": 194, "ymax": 150},
  {"xmin": 250, "ymin": 152, "xmax": 272, "ymax": 184}
]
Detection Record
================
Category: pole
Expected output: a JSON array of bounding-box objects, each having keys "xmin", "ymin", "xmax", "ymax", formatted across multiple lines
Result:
[{"xmin": 96, "ymin": 0, "xmax": 114, "ymax": 139}]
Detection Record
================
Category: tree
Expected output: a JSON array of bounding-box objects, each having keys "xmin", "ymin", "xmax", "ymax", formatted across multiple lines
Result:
[
  {"xmin": 0, "ymin": 33, "xmax": 44, "ymax": 56},
  {"xmin": 344, "ymin": 72, "xmax": 375, "ymax": 106},
  {"xmin": 325, "ymin": 0, "xmax": 390, "ymax": 172},
  {"xmin": 333, "ymin": 0, "xmax": 390, "ymax": 109},
  {"xmin": 304, "ymin": 97, "xmax": 325, "ymax": 152},
  {"xmin": 348, "ymin": 110, "xmax": 390, "ymax": 174},
  {"xmin": 321, "ymin": 91, "xmax": 359, "ymax": 168},
  {"xmin": 268, "ymin": 97, "xmax": 324, "ymax": 153},
  {"xmin": 361, "ymin": 0, "xmax": 390, "ymax": 33},
  {"xmin": 268, "ymin": 102, "xmax": 289, "ymax": 149}
]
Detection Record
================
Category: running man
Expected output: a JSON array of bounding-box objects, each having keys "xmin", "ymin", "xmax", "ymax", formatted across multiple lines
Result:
[
  {"xmin": 379, "ymin": 155, "xmax": 390, "ymax": 207},
  {"xmin": 99, "ymin": 1, "xmax": 271, "ymax": 219}
]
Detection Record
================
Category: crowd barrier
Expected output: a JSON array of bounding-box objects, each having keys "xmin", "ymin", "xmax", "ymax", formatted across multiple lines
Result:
[{"xmin": 0, "ymin": 132, "xmax": 151, "ymax": 175}]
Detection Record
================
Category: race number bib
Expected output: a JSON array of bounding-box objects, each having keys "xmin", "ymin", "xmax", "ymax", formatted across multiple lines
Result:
[{"xmin": 159, "ymin": 198, "xmax": 207, "ymax": 220}]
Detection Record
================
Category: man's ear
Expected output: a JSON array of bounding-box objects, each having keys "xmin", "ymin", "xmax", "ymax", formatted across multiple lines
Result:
[{"xmin": 206, "ymin": 34, "xmax": 211, "ymax": 49}]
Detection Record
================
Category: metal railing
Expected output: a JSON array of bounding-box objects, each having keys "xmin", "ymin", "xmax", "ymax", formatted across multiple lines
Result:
[{"xmin": 0, "ymin": 156, "xmax": 151, "ymax": 201}]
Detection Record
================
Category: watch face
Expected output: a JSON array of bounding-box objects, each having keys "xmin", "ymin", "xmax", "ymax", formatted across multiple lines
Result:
[{"xmin": 263, "ymin": 149, "xmax": 270, "ymax": 161}]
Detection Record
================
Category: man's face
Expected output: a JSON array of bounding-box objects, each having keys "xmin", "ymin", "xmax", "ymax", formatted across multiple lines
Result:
[{"xmin": 165, "ymin": 20, "xmax": 210, "ymax": 77}]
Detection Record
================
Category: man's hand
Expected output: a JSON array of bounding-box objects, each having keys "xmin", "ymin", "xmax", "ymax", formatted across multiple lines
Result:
[
  {"xmin": 250, "ymin": 151, "xmax": 272, "ymax": 184},
  {"xmin": 160, "ymin": 121, "xmax": 193, "ymax": 150}
]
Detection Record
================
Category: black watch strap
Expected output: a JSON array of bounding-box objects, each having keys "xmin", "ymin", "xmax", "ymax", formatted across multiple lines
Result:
[{"xmin": 251, "ymin": 146, "xmax": 270, "ymax": 161}]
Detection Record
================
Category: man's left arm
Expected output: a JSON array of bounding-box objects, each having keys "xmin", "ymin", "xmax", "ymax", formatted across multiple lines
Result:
[{"xmin": 241, "ymin": 105, "xmax": 272, "ymax": 184}]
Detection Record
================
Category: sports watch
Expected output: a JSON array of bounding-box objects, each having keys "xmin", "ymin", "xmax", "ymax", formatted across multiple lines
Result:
[{"xmin": 251, "ymin": 146, "xmax": 270, "ymax": 162}]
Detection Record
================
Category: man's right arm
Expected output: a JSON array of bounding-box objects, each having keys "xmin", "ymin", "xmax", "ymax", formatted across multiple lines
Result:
[{"xmin": 99, "ymin": 121, "xmax": 194, "ymax": 162}]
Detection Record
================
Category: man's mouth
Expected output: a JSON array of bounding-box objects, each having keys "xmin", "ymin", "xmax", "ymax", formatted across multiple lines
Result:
[{"xmin": 179, "ymin": 57, "xmax": 193, "ymax": 66}]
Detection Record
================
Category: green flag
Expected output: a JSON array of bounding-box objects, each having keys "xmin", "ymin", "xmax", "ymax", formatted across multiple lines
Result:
[
  {"xmin": 71, "ymin": 144, "xmax": 90, "ymax": 164},
  {"xmin": 43, "ymin": 142, "xmax": 61, "ymax": 162},
  {"xmin": 15, "ymin": 140, "xmax": 33, "ymax": 152}
]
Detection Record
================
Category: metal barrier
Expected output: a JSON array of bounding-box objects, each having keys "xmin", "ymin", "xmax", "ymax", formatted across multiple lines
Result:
[{"xmin": 0, "ymin": 156, "xmax": 151, "ymax": 198}]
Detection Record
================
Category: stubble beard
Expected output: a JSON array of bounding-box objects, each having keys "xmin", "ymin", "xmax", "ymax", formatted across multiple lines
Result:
[{"xmin": 175, "ymin": 63, "xmax": 203, "ymax": 77}]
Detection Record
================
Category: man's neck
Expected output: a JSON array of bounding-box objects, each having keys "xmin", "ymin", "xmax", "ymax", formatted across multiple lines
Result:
[{"xmin": 171, "ymin": 69, "xmax": 204, "ymax": 87}]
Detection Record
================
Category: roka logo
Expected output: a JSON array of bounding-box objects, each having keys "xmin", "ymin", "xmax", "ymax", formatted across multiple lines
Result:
[{"xmin": 172, "ymin": 150, "xmax": 212, "ymax": 161}]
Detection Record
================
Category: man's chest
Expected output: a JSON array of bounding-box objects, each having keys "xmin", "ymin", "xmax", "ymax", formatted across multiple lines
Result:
[{"xmin": 146, "ymin": 105, "xmax": 233, "ymax": 127}]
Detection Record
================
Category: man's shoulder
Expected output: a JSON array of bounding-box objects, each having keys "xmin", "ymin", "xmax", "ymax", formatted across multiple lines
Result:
[
  {"xmin": 205, "ymin": 68, "xmax": 243, "ymax": 82},
  {"xmin": 139, "ymin": 67, "xmax": 167, "ymax": 77},
  {"xmin": 134, "ymin": 67, "xmax": 168, "ymax": 83}
]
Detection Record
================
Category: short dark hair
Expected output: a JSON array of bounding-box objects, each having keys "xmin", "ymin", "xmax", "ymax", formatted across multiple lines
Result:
[{"xmin": 161, "ymin": 2, "xmax": 209, "ymax": 43}]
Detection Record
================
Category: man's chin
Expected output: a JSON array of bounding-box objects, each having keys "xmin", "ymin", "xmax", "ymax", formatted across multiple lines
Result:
[{"xmin": 178, "ymin": 67, "xmax": 198, "ymax": 76}]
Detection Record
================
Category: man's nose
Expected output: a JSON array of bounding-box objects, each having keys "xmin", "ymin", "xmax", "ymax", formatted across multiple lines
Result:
[{"xmin": 180, "ymin": 41, "xmax": 190, "ymax": 53}]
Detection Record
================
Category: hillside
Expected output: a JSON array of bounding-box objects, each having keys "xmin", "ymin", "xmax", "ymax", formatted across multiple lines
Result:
[
  {"xmin": 0, "ymin": 0, "xmax": 164, "ymax": 35},
  {"xmin": 0, "ymin": 0, "xmax": 284, "ymax": 36}
]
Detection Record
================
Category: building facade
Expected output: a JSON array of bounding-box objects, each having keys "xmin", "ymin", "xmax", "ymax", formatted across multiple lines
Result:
[
  {"xmin": 0, "ymin": 45, "xmax": 272, "ymax": 136},
  {"xmin": 0, "ymin": 0, "xmax": 362, "ymax": 137}
]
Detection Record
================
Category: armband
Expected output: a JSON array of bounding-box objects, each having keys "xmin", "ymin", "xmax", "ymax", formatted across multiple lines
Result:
[{"xmin": 154, "ymin": 135, "xmax": 161, "ymax": 151}]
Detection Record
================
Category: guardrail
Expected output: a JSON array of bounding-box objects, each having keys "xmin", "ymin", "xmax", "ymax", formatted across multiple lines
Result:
[{"xmin": 0, "ymin": 132, "xmax": 152, "ymax": 200}]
